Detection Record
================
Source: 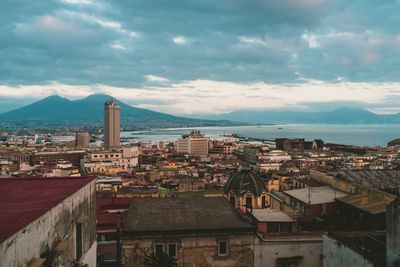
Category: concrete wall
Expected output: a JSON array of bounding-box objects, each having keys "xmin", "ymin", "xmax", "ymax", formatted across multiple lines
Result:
[
  {"xmin": 323, "ymin": 234, "xmax": 374, "ymax": 267},
  {"xmin": 122, "ymin": 233, "xmax": 254, "ymax": 267},
  {"xmin": 0, "ymin": 180, "xmax": 96, "ymax": 267},
  {"xmin": 254, "ymin": 234, "xmax": 322, "ymax": 267}
]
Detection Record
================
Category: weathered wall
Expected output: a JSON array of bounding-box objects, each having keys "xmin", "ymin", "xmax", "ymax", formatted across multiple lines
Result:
[
  {"xmin": 0, "ymin": 180, "xmax": 96, "ymax": 267},
  {"xmin": 323, "ymin": 234, "xmax": 374, "ymax": 267},
  {"xmin": 122, "ymin": 233, "xmax": 254, "ymax": 267},
  {"xmin": 387, "ymin": 197, "xmax": 400, "ymax": 267},
  {"xmin": 254, "ymin": 234, "xmax": 322, "ymax": 267},
  {"xmin": 310, "ymin": 170, "xmax": 351, "ymax": 193}
]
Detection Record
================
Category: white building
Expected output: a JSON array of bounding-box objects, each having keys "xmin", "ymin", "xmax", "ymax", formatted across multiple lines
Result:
[
  {"xmin": 81, "ymin": 146, "xmax": 139, "ymax": 174},
  {"xmin": 176, "ymin": 130, "xmax": 209, "ymax": 156}
]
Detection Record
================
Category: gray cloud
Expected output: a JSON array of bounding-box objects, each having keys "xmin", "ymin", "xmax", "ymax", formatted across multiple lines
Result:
[{"xmin": 0, "ymin": 0, "xmax": 399, "ymax": 110}]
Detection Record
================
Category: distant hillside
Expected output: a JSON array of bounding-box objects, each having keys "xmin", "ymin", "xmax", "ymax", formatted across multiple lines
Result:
[
  {"xmin": 0, "ymin": 94, "xmax": 237, "ymax": 129},
  {"xmin": 197, "ymin": 107, "xmax": 400, "ymax": 124}
]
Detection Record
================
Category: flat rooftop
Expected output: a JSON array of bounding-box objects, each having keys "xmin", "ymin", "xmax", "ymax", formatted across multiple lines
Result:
[
  {"xmin": 0, "ymin": 176, "xmax": 95, "ymax": 243},
  {"xmin": 123, "ymin": 197, "xmax": 253, "ymax": 235},
  {"xmin": 284, "ymin": 186, "xmax": 348, "ymax": 205},
  {"xmin": 252, "ymin": 209, "xmax": 294, "ymax": 222}
]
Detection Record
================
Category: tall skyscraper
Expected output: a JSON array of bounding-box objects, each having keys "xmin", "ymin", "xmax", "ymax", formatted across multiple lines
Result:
[{"xmin": 104, "ymin": 99, "xmax": 120, "ymax": 150}]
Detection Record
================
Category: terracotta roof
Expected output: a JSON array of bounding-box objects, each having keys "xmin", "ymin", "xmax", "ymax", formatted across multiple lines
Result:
[{"xmin": 0, "ymin": 176, "xmax": 95, "ymax": 243}]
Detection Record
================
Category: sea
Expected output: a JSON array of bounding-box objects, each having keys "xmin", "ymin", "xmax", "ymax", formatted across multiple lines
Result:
[{"xmin": 121, "ymin": 124, "xmax": 400, "ymax": 147}]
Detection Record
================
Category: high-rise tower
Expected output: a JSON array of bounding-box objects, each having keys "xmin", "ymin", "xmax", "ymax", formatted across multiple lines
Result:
[{"xmin": 104, "ymin": 99, "xmax": 120, "ymax": 150}]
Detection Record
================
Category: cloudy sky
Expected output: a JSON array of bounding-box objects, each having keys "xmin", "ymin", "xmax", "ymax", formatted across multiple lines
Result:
[{"xmin": 1, "ymin": 0, "xmax": 400, "ymax": 115}]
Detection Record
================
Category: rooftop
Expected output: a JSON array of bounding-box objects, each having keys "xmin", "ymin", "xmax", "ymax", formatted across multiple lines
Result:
[
  {"xmin": 284, "ymin": 186, "xmax": 348, "ymax": 205},
  {"xmin": 117, "ymin": 186, "xmax": 159, "ymax": 194},
  {"xmin": 269, "ymin": 191, "xmax": 287, "ymax": 203},
  {"xmin": 252, "ymin": 209, "xmax": 294, "ymax": 222},
  {"xmin": 123, "ymin": 197, "xmax": 254, "ymax": 235},
  {"xmin": 336, "ymin": 191, "xmax": 395, "ymax": 214},
  {"xmin": 330, "ymin": 170, "xmax": 400, "ymax": 194},
  {"xmin": 0, "ymin": 176, "xmax": 95, "ymax": 243}
]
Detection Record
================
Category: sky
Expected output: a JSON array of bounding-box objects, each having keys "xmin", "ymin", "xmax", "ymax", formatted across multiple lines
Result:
[{"xmin": 0, "ymin": 0, "xmax": 400, "ymax": 115}]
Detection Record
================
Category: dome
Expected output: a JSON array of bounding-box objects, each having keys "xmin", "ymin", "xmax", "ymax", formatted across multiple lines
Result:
[{"xmin": 224, "ymin": 167, "xmax": 267, "ymax": 196}]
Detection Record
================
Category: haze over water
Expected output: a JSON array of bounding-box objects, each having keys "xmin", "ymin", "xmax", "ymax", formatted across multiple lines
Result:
[{"xmin": 123, "ymin": 124, "xmax": 400, "ymax": 147}]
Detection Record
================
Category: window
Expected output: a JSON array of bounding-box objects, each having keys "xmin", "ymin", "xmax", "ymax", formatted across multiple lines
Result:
[
  {"xmin": 168, "ymin": 243, "xmax": 177, "ymax": 258},
  {"xmin": 267, "ymin": 222, "xmax": 279, "ymax": 233},
  {"xmin": 262, "ymin": 195, "xmax": 266, "ymax": 208},
  {"xmin": 277, "ymin": 262, "xmax": 298, "ymax": 267},
  {"xmin": 246, "ymin": 196, "xmax": 252, "ymax": 209},
  {"xmin": 154, "ymin": 244, "xmax": 163, "ymax": 256},
  {"xmin": 229, "ymin": 196, "xmax": 235, "ymax": 205},
  {"xmin": 276, "ymin": 256, "xmax": 301, "ymax": 267},
  {"xmin": 218, "ymin": 241, "xmax": 228, "ymax": 256},
  {"xmin": 75, "ymin": 223, "xmax": 82, "ymax": 260},
  {"xmin": 280, "ymin": 223, "xmax": 292, "ymax": 233}
]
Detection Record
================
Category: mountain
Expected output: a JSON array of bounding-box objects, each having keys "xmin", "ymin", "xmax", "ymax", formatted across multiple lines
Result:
[
  {"xmin": 3, "ymin": 96, "xmax": 400, "ymax": 128},
  {"xmin": 0, "ymin": 94, "xmax": 236, "ymax": 129},
  {"xmin": 197, "ymin": 107, "xmax": 400, "ymax": 124}
]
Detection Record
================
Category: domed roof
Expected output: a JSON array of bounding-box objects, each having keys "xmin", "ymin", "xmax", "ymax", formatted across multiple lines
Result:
[{"xmin": 224, "ymin": 167, "xmax": 267, "ymax": 196}]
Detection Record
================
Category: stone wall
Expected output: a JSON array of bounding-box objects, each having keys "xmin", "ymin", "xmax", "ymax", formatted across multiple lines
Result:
[
  {"xmin": 122, "ymin": 233, "xmax": 254, "ymax": 267},
  {"xmin": 255, "ymin": 234, "xmax": 322, "ymax": 267}
]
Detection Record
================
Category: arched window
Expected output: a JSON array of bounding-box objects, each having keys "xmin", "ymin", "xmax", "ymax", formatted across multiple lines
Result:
[
  {"xmin": 246, "ymin": 196, "xmax": 252, "ymax": 209},
  {"xmin": 229, "ymin": 195, "xmax": 235, "ymax": 205},
  {"xmin": 262, "ymin": 195, "xmax": 266, "ymax": 208}
]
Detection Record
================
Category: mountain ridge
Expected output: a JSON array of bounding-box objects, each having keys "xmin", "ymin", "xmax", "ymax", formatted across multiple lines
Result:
[
  {"xmin": 2, "ymin": 95, "xmax": 400, "ymax": 127},
  {"xmin": 0, "ymin": 94, "xmax": 237, "ymax": 129},
  {"xmin": 195, "ymin": 107, "xmax": 400, "ymax": 124}
]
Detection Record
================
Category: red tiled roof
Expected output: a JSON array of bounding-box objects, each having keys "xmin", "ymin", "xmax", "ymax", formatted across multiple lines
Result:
[{"xmin": 0, "ymin": 176, "xmax": 95, "ymax": 243}]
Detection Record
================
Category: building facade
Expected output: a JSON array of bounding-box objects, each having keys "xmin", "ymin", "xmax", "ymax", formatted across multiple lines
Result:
[
  {"xmin": 104, "ymin": 100, "xmax": 120, "ymax": 150},
  {"xmin": 176, "ymin": 130, "xmax": 209, "ymax": 156},
  {"xmin": 121, "ymin": 197, "xmax": 255, "ymax": 267},
  {"xmin": 0, "ymin": 177, "xmax": 97, "ymax": 267},
  {"xmin": 81, "ymin": 147, "xmax": 139, "ymax": 175}
]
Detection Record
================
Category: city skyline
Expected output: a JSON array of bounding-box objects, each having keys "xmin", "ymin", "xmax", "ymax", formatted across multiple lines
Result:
[{"xmin": 0, "ymin": 1, "xmax": 400, "ymax": 115}]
